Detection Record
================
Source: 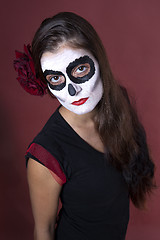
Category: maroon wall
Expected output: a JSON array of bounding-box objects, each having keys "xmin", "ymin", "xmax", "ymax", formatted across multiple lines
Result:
[{"xmin": 1, "ymin": 0, "xmax": 159, "ymax": 239}]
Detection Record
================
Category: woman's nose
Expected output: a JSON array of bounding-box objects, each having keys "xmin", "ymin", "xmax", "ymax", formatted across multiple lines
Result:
[{"xmin": 68, "ymin": 83, "xmax": 82, "ymax": 96}]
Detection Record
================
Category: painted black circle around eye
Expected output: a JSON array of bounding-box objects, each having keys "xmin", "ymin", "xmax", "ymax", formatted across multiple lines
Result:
[
  {"xmin": 43, "ymin": 70, "xmax": 66, "ymax": 91},
  {"xmin": 66, "ymin": 55, "xmax": 95, "ymax": 84}
]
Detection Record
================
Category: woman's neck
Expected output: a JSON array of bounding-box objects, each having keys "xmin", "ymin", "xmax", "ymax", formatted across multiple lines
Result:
[{"xmin": 59, "ymin": 105, "xmax": 97, "ymax": 128}]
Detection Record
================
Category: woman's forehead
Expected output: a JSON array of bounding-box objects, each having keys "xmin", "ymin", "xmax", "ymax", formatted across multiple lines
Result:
[{"xmin": 40, "ymin": 47, "xmax": 94, "ymax": 72}]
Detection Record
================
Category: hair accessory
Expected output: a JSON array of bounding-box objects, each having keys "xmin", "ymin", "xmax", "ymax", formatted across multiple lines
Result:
[{"xmin": 13, "ymin": 44, "xmax": 47, "ymax": 96}]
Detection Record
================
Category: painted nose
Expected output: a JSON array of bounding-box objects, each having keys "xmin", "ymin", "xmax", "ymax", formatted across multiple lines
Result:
[{"xmin": 68, "ymin": 83, "xmax": 82, "ymax": 96}]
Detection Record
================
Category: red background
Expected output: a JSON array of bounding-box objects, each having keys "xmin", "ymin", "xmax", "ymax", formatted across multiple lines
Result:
[{"xmin": 0, "ymin": 0, "xmax": 160, "ymax": 239}]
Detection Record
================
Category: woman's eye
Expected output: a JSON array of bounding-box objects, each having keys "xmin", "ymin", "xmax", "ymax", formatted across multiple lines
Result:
[
  {"xmin": 46, "ymin": 75, "xmax": 65, "ymax": 85},
  {"xmin": 51, "ymin": 76, "xmax": 60, "ymax": 82},
  {"xmin": 76, "ymin": 66, "xmax": 86, "ymax": 73},
  {"xmin": 72, "ymin": 63, "xmax": 90, "ymax": 78}
]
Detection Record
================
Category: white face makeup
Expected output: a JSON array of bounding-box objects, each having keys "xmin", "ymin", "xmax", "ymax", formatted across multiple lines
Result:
[{"xmin": 40, "ymin": 47, "xmax": 103, "ymax": 115}]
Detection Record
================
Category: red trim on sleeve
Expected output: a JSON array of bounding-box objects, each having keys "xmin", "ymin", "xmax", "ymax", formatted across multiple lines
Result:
[
  {"xmin": 26, "ymin": 143, "xmax": 66, "ymax": 184},
  {"xmin": 48, "ymin": 169, "xmax": 64, "ymax": 186}
]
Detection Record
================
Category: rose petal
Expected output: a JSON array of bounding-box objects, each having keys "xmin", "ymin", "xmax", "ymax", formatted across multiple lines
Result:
[
  {"xmin": 14, "ymin": 44, "xmax": 47, "ymax": 96},
  {"xmin": 15, "ymin": 50, "xmax": 26, "ymax": 59}
]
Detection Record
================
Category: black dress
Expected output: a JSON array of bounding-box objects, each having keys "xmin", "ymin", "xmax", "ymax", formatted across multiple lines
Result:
[{"xmin": 26, "ymin": 107, "xmax": 130, "ymax": 240}]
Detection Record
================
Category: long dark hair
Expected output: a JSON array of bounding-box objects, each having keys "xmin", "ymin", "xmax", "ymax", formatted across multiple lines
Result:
[{"xmin": 31, "ymin": 12, "xmax": 156, "ymax": 209}]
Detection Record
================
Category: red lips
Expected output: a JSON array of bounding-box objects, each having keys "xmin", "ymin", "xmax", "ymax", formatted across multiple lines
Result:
[{"xmin": 71, "ymin": 97, "xmax": 89, "ymax": 106}]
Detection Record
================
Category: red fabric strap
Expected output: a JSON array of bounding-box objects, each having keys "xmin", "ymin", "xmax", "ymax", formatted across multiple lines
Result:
[{"xmin": 26, "ymin": 143, "xmax": 66, "ymax": 185}]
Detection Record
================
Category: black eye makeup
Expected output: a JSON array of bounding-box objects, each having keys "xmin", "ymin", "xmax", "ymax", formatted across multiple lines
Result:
[
  {"xmin": 43, "ymin": 70, "xmax": 66, "ymax": 91},
  {"xmin": 43, "ymin": 55, "xmax": 96, "ymax": 92},
  {"xmin": 66, "ymin": 55, "xmax": 95, "ymax": 84}
]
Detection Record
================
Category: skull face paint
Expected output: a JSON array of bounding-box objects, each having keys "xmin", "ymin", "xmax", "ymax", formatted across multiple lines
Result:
[{"xmin": 41, "ymin": 47, "xmax": 103, "ymax": 115}]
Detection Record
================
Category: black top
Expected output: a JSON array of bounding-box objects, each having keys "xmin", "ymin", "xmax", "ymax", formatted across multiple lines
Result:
[{"xmin": 26, "ymin": 107, "xmax": 130, "ymax": 240}]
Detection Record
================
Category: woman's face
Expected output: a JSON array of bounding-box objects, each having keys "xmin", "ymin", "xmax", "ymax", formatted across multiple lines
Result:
[{"xmin": 40, "ymin": 46, "xmax": 103, "ymax": 115}]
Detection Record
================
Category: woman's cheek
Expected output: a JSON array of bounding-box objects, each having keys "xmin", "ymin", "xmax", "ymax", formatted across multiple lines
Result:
[{"xmin": 48, "ymin": 85, "xmax": 67, "ymax": 102}]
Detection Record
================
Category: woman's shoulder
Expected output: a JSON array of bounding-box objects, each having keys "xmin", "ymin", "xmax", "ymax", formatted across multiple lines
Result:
[
  {"xmin": 25, "ymin": 107, "xmax": 70, "ymax": 183},
  {"xmin": 26, "ymin": 107, "xmax": 66, "ymax": 159},
  {"xmin": 40, "ymin": 106, "xmax": 69, "ymax": 138},
  {"xmin": 31, "ymin": 107, "xmax": 62, "ymax": 141}
]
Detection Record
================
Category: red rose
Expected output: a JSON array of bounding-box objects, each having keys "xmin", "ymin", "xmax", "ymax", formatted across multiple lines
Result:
[{"xmin": 13, "ymin": 44, "xmax": 47, "ymax": 96}]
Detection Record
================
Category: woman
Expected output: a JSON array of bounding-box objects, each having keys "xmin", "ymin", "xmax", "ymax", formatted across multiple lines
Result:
[{"xmin": 14, "ymin": 12, "xmax": 155, "ymax": 240}]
